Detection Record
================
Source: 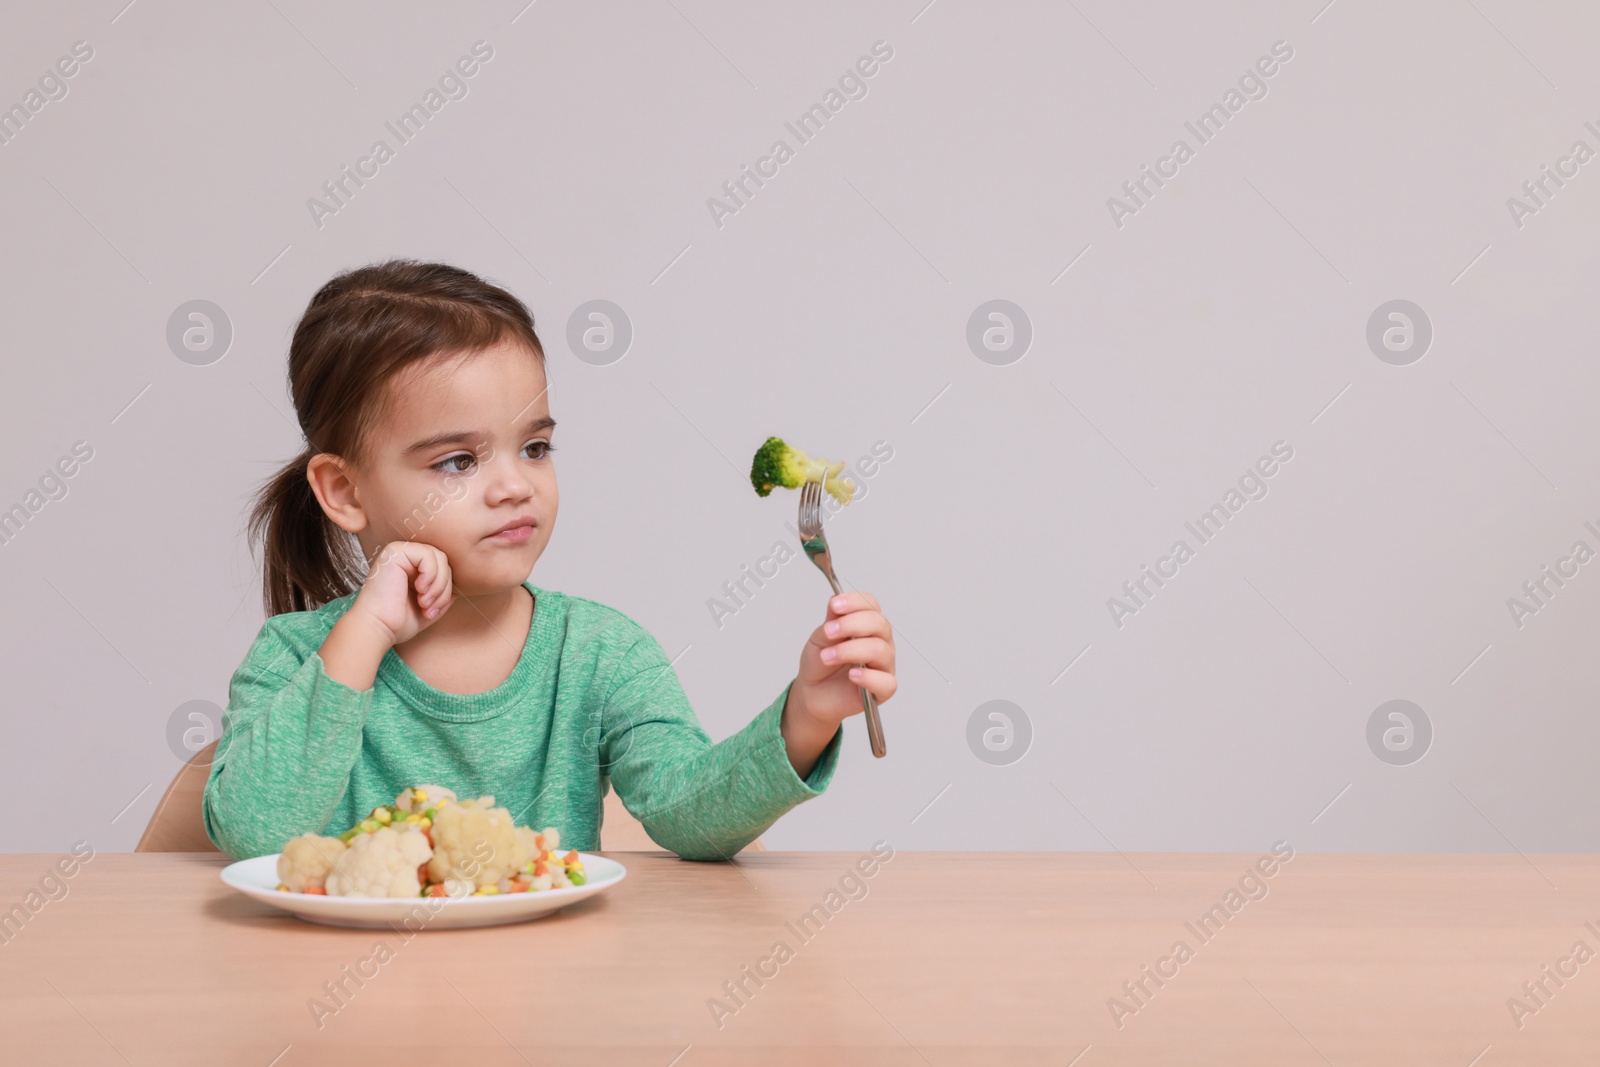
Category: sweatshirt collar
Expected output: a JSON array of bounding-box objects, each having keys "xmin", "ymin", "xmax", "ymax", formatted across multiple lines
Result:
[{"xmin": 368, "ymin": 579, "xmax": 563, "ymax": 723}]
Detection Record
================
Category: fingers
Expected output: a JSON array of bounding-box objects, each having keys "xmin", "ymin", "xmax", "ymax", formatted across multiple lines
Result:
[
  {"xmin": 826, "ymin": 591, "xmax": 880, "ymax": 619},
  {"xmin": 844, "ymin": 665, "xmax": 897, "ymax": 702},
  {"xmin": 417, "ymin": 556, "xmax": 437, "ymax": 617},
  {"xmin": 376, "ymin": 539, "xmax": 427, "ymax": 575},
  {"xmin": 819, "ymin": 635, "xmax": 893, "ymax": 672},
  {"xmin": 374, "ymin": 540, "xmax": 454, "ymax": 619},
  {"xmin": 418, "ymin": 552, "xmax": 437, "ymax": 601},
  {"xmin": 822, "ymin": 609, "xmax": 890, "ymax": 642},
  {"xmin": 421, "ymin": 547, "xmax": 453, "ymax": 618},
  {"xmin": 426, "ymin": 577, "xmax": 454, "ymax": 618},
  {"xmin": 373, "ymin": 541, "xmax": 404, "ymax": 573},
  {"xmin": 817, "ymin": 597, "xmax": 894, "ymax": 672}
]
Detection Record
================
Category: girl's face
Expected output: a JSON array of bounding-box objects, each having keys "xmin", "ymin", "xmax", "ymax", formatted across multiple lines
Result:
[{"xmin": 329, "ymin": 338, "xmax": 557, "ymax": 598}]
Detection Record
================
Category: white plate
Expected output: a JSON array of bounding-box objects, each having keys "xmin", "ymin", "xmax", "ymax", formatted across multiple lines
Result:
[{"xmin": 220, "ymin": 852, "xmax": 626, "ymax": 930}]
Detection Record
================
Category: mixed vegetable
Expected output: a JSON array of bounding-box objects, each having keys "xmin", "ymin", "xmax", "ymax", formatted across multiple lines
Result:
[{"xmin": 273, "ymin": 784, "xmax": 586, "ymax": 899}]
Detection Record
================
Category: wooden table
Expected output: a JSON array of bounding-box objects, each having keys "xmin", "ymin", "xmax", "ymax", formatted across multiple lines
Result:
[{"xmin": 1, "ymin": 850, "xmax": 1598, "ymax": 1065}]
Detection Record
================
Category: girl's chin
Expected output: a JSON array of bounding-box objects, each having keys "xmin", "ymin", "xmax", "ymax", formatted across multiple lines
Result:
[{"xmin": 454, "ymin": 554, "xmax": 542, "ymax": 591}]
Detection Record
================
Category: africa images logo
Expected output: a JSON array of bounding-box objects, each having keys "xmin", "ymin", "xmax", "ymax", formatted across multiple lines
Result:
[
  {"xmin": 1106, "ymin": 40, "xmax": 1295, "ymax": 229},
  {"xmin": 1107, "ymin": 441, "xmax": 1294, "ymax": 628},
  {"xmin": 705, "ymin": 40, "xmax": 894, "ymax": 229}
]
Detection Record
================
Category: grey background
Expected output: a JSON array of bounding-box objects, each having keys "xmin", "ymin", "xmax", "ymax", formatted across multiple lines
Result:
[{"xmin": 3, "ymin": 0, "xmax": 1597, "ymax": 855}]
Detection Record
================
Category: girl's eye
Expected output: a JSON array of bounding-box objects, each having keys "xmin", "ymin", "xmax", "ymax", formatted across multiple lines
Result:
[{"xmin": 431, "ymin": 442, "xmax": 553, "ymax": 474}]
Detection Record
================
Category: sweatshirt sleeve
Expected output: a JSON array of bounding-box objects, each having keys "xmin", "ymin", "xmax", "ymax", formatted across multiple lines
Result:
[
  {"xmin": 202, "ymin": 622, "xmax": 373, "ymax": 860},
  {"xmin": 598, "ymin": 630, "xmax": 843, "ymax": 860}
]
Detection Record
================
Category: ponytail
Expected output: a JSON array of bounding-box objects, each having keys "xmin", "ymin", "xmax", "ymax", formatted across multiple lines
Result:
[{"xmin": 246, "ymin": 446, "xmax": 367, "ymax": 618}]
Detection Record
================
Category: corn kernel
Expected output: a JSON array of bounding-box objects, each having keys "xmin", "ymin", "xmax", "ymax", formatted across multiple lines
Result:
[
  {"xmin": 405, "ymin": 813, "xmax": 422, "ymax": 825},
  {"xmin": 414, "ymin": 789, "xmax": 428, "ymax": 803},
  {"xmin": 371, "ymin": 807, "xmax": 392, "ymax": 823},
  {"xmin": 418, "ymin": 816, "xmax": 431, "ymax": 829}
]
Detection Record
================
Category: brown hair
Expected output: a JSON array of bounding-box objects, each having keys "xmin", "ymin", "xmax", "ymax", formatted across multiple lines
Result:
[{"xmin": 247, "ymin": 258, "xmax": 546, "ymax": 617}]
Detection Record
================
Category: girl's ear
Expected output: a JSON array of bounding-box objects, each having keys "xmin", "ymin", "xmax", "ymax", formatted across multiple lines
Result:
[{"xmin": 305, "ymin": 453, "xmax": 368, "ymax": 536}]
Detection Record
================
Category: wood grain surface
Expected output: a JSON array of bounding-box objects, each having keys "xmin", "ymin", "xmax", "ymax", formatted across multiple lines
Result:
[{"xmin": 1, "ymin": 850, "xmax": 1597, "ymax": 1065}]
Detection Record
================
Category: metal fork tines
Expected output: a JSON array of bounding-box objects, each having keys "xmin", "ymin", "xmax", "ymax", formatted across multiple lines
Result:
[{"xmin": 798, "ymin": 480, "xmax": 886, "ymax": 758}]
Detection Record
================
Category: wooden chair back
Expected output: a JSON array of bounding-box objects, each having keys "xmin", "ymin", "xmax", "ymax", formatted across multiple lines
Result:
[{"xmin": 135, "ymin": 741, "xmax": 221, "ymax": 852}]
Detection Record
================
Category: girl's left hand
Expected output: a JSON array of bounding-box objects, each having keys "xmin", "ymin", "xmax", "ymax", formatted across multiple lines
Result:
[{"xmin": 788, "ymin": 591, "xmax": 898, "ymax": 730}]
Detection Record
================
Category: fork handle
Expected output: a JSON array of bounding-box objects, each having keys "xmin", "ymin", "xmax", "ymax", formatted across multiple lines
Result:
[{"xmin": 822, "ymin": 572, "xmax": 887, "ymax": 758}]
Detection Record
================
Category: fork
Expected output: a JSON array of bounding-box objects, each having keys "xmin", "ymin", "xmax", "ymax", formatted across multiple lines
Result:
[{"xmin": 798, "ymin": 479, "xmax": 887, "ymax": 758}]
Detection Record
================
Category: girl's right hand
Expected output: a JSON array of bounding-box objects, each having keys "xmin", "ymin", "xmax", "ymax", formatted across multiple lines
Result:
[{"xmin": 349, "ymin": 541, "xmax": 455, "ymax": 646}]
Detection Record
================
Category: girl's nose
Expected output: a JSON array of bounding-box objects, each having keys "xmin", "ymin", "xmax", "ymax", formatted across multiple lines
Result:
[{"xmin": 483, "ymin": 450, "xmax": 536, "ymax": 503}]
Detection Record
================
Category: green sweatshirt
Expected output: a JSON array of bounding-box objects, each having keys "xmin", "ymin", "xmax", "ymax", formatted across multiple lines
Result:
[{"xmin": 203, "ymin": 580, "xmax": 842, "ymax": 861}]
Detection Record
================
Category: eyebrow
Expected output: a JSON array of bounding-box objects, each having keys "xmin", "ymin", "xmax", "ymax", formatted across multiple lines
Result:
[{"xmin": 404, "ymin": 415, "xmax": 557, "ymax": 456}]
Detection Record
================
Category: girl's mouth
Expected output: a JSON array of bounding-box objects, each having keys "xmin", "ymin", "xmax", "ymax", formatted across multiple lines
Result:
[{"xmin": 486, "ymin": 521, "xmax": 536, "ymax": 543}]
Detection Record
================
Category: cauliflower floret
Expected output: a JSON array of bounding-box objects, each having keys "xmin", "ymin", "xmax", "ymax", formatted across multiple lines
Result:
[
  {"xmin": 427, "ymin": 797, "xmax": 530, "ymax": 888},
  {"xmin": 512, "ymin": 826, "xmax": 565, "ymax": 868},
  {"xmin": 325, "ymin": 826, "xmax": 434, "ymax": 898},
  {"xmin": 277, "ymin": 833, "xmax": 347, "ymax": 892},
  {"xmin": 514, "ymin": 825, "xmax": 541, "ymax": 862},
  {"xmin": 394, "ymin": 783, "xmax": 457, "ymax": 814}
]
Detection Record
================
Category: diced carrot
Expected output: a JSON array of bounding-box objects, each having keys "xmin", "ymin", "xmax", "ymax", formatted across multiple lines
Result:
[
  {"xmin": 563, "ymin": 850, "xmax": 579, "ymax": 865},
  {"xmin": 427, "ymin": 883, "xmax": 449, "ymax": 897},
  {"xmin": 417, "ymin": 862, "xmax": 429, "ymax": 884},
  {"xmin": 304, "ymin": 885, "xmax": 327, "ymax": 896},
  {"xmin": 421, "ymin": 827, "xmax": 434, "ymax": 847},
  {"xmin": 510, "ymin": 879, "xmax": 530, "ymax": 893}
]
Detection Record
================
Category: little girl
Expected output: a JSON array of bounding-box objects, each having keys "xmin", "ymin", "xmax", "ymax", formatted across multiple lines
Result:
[{"xmin": 203, "ymin": 259, "xmax": 898, "ymax": 862}]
